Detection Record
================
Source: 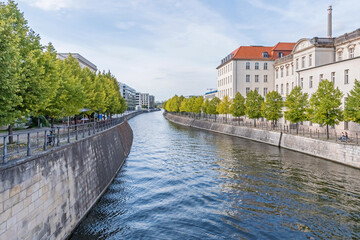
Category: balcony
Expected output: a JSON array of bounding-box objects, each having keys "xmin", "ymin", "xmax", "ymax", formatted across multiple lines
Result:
[{"xmin": 274, "ymin": 53, "xmax": 293, "ymax": 65}]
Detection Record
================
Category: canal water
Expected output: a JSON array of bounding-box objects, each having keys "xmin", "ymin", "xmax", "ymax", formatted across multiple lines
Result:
[{"xmin": 70, "ymin": 111, "xmax": 360, "ymax": 239}]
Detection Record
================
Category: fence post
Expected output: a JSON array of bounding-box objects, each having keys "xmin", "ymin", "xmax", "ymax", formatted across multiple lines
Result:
[
  {"xmin": 303, "ymin": 128, "xmax": 304, "ymax": 136},
  {"xmin": 335, "ymin": 132, "xmax": 337, "ymax": 142},
  {"xmin": 57, "ymin": 128, "xmax": 60, "ymax": 146},
  {"xmin": 310, "ymin": 129, "xmax": 312, "ymax": 138},
  {"xmin": 76, "ymin": 126, "xmax": 78, "ymax": 141},
  {"xmin": 44, "ymin": 130, "xmax": 47, "ymax": 151},
  {"xmin": 357, "ymin": 133, "xmax": 358, "ymax": 145},
  {"xmin": 82, "ymin": 124, "xmax": 85, "ymax": 138},
  {"xmin": 27, "ymin": 133, "xmax": 31, "ymax": 156},
  {"xmin": 17, "ymin": 134, "xmax": 20, "ymax": 153},
  {"xmin": 3, "ymin": 136, "xmax": 7, "ymax": 164},
  {"xmin": 67, "ymin": 127, "xmax": 70, "ymax": 143}
]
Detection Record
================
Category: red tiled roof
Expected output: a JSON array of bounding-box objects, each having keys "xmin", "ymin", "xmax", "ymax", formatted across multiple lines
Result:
[{"xmin": 271, "ymin": 42, "xmax": 296, "ymax": 51}]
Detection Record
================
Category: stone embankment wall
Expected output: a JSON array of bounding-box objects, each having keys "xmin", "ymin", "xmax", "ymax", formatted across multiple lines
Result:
[
  {"xmin": 0, "ymin": 120, "xmax": 134, "ymax": 240},
  {"xmin": 164, "ymin": 112, "xmax": 360, "ymax": 169}
]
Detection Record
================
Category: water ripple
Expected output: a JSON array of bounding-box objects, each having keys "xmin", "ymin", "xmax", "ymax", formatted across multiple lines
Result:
[{"xmin": 71, "ymin": 112, "xmax": 360, "ymax": 239}]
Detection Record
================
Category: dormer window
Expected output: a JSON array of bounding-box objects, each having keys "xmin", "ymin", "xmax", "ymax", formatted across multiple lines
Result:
[
  {"xmin": 262, "ymin": 52, "xmax": 268, "ymax": 58},
  {"xmin": 278, "ymin": 52, "xmax": 284, "ymax": 58}
]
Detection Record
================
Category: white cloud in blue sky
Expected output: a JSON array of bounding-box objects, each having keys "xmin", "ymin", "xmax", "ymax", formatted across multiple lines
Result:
[{"xmin": 17, "ymin": 0, "xmax": 360, "ymax": 100}]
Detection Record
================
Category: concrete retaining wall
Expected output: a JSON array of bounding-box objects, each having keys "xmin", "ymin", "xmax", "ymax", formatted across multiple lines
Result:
[
  {"xmin": 164, "ymin": 112, "xmax": 360, "ymax": 168},
  {"xmin": 0, "ymin": 121, "xmax": 133, "ymax": 240}
]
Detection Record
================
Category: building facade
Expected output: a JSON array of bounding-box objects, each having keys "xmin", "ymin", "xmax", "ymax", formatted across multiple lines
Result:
[
  {"xmin": 149, "ymin": 95, "xmax": 155, "ymax": 109},
  {"xmin": 119, "ymin": 83, "xmax": 137, "ymax": 111},
  {"xmin": 216, "ymin": 43, "xmax": 295, "ymax": 99},
  {"xmin": 136, "ymin": 92, "xmax": 142, "ymax": 108},
  {"xmin": 57, "ymin": 53, "xmax": 97, "ymax": 72},
  {"xmin": 141, "ymin": 93, "xmax": 149, "ymax": 108}
]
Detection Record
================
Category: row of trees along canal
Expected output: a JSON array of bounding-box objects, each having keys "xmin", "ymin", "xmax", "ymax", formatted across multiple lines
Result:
[
  {"xmin": 164, "ymin": 79, "xmax": 360, "ymax": 139},
  {"xmin": 0, "ymin": 1, "xmax": 127, "ymax": 143}
]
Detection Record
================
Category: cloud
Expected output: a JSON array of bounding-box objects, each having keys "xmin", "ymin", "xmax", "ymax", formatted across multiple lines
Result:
[{"xmin": 20, "ymin": 0, "xmax": 80, "ymax": 11}]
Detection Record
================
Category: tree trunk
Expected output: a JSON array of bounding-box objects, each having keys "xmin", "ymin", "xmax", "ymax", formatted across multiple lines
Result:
[
  {"xmin": 51, "ymin": 118, "xmax": 55, "ymax": 128},
  {"xmin": 8, "ymin": 125, "xmax": 14, "ymax": 144},
  {"xmin": 326, "ymin": 124, "xmax": 329, "ymax": 139},
  {"xmin": 296, "ymin": 122, "xmax": 299, "ymax": 134}
]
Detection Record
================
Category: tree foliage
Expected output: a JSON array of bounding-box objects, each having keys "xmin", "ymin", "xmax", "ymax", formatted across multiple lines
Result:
[
  {"xmin": 207, "ymin": 97, "xmax": 221, "ymax": 115},
  {"xmin": 344, "ymin": 80, "xmax": 360, "ymax": 124},
  {"xmin": 230, "ymin": 92, "xmax": 245, "ymax": 117},
  {"xmin": 245, "ymin": 90, "xmax": 264, "ymax": 126},
  {"xmin": 262, "ymin": 91, "xmax": 283, "ymax": 124},
  {"xmin": 217, "ymin": 96, "xmax": 231, "ymax": 115},
  {"xmin": 309, "ymin": 79, "xmax": 343, "ymax": 139},
  {"xmin": 284, "ymin": 86, "xmax": 309, "ymax": 133}
]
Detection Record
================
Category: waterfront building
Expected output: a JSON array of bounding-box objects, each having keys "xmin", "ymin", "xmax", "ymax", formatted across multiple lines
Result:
[
  {"xmin": 274, "ymin": 6, "xmax": 360, "ymax": 131},
  {"xmin": 204, "ymin": 90, "xmax": 217, "ymax": 100},
  {"xmin": 119, "ymin": 83, "xmax": 137, "ymax": 110},
  {"xmin": 216, "ymin": 43, "xmax": 295, "ymax": 99},
  {"xmin": 141, "ymin": 93, "xmax": 149, "ymax": 108},
  {"xmin": 136, "ymin": 92, "xmax": 142, "ymax": 108},
  {"xmin": 149, "ymin": 95, "xmax": 155, "ymax": 109},
  {"xmin": 57, "ymin": 53, "xmax": 97, "ymax": 72}
]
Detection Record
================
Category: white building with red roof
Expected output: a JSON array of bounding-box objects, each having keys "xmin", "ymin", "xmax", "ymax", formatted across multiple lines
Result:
[{"xmin": 216, "ymin": 43, "xmax": 295, "ymax": 99}]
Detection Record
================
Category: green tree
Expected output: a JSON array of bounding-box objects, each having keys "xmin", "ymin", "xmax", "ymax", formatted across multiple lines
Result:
[
  {"xmin": 208, "ymin": 97, "xmax": 220, "ymax": 115},
  {"xmin": 217, "ymin": 96, "xmax": 231, "ymax": 122},
  {"xmin": 192, "ymin": 96, "xmax": 204, "ymax": 115},
  {"xmin": 230, "ymin": 92, "xmax": 246, "ymax": 118},
  {"xmin": 284, "ymin": 86, "xmax": 309, "ymax": 134},
  {"xmin": 262, "ymin": 91, "xmax": 283, "ymax": 128},
  {"xmin": 245, "ymin": 90, "xmax": 264, "ymax": 127},
  {"xmin": 202, "ymin": 99, "xmax": 210, "ymax": 118},
  {"xmin": 309, "ymin": 79, "xmax": 343, "ymax": 139},
  {"xmin": 344, "ymin": 80, "xmax": 360, "ymax": 124}
]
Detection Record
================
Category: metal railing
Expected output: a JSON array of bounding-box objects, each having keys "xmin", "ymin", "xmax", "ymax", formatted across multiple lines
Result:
[
  {"xmin": 0, "ymin": 116, "xmax": 130, "ymax": 164},
  {"xmin": 171, "ymin": 112, "xmax": 360, "ymax": 146}
]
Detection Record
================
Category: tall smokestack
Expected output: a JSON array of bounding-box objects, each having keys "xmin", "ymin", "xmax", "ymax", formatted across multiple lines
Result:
[{"xmin": 328, "ymin": 5, "xmax": 332, "ymax": 38}]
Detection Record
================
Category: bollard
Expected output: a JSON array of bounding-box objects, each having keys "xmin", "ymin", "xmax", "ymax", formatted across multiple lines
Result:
[
  {"xmin": 27, "ymin": 133, "xmax": 31, "ymax": 156},
  {"xmin": 3, "ymin": 136, "xmax": 7, "ymax": 164}
]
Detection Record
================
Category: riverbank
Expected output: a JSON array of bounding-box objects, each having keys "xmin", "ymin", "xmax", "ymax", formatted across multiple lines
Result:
[
  {"xmin": 0, "ymin": 111, "xmax": 148, "ymax": 240},
  {"xmin": 164, "ymin": 112, "xmax": 360, "ymax": 169}
]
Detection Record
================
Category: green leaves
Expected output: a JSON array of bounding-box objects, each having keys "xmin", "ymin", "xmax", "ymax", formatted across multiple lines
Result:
[
  {"xmin": 230, "ymin": 92, "xmax": 245, "ymax": 117},
  {"xmin": 344, "ymin": 80, "xmax": 360, "ymax": 124},
  {"xmin": 284, "ymin": 86, "xmax": 309, "ymax": 126},
  {"xmin": 217, "ymin": 96, "xmax": 231, "ymax": 115},
  {"xmin": 262, "ymin": 91, "xmax": 283, "ymax": 122},
  {"xmin": 245, "ymin": 90, "xmax": 264, "ymax": 120},
  {"xmin": 309, "ymin": 79, "xmax": 343, "ymax": 127}
]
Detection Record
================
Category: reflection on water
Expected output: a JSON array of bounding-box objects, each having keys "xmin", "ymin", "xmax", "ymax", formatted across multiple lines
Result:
[{"xmin": 70, "ymin": 111, "xmax": 360, "ymax": 239}]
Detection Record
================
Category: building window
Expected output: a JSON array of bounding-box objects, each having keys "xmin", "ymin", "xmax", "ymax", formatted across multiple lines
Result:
[
  {"xmin": 255, "ymin": 87, "xmax": 259, "ymax": 93},
  {"xmin": 278, "ymin": 52, "xmax": 283, "ymax": 58},
  {"xmin": 281, "ymin": 84, "xmax": 284, "ymax": 95},
  {"xmin": 246, "ymin": 74, "xmax": 250, "ymax": 82},
  {"xmin": 296, "ymin": 59, "xmax": 299, "ymax": 70},
  {"xmin": 344, "ymin": 69, "xmax": 349, "ymax": 84},
  {"xmin": 255, "ymin": 62, "xmax": 259, "ymax": 70},
  {"xmin": 319, "ymin": 74, "xmax": 324, "ymax": 82},
  {"xmin": 331, "ymin": 72, "xmax": 335, "ymax": 84},
  {"xmin": 286, "ymin": 66, "xmax": 289, "ymax": 76},
  {"xmin": 263, "ymin": 52, "xmax": 268, "ymax": 58},
  {"xmin": 255, "ymin": 75, "xmax": 259, "ymax": 82},
  {"xmin": 291, "ymin": 65, "xmax": 294, "ymax": 75},
  {"xmin": 338, "ymin": 51, "xmax": 343, "ymax": 61},
  {"xmin": 309, "ymin": 54, "xmax": 312, "ymax": 66},
  {"xmin": 276, "ymin": 69, "xmax": 279, "ymax": 79},
  {"xmin": 264, "ymin": 62, "xmax": 268, "ymax": 70},
  {"xmin": 264, "ymin": 75, "xmax": 268, "ymax": 82},
  {"xmin": 281, "ymin": 68, "xmax": 284, "ymax": 77},
  {"xmin": 286, "ymin": 83, "xmax": 289, "ymax": 95},
  {"xmin": 246, "ymin": 87, "xmax": 250, "ymax": 94},
  {"xmin": 246, "ymin": 62, "xmax": 250, "ymax": 69},
  {"xmin": 309, "ymin": 76, "xmax": 313, "ymax": 88},
  {"xmin": 263, "ymin": 87, "xmax": 268, "ymax": 96},
  {"xmin": 276, "ymin": 85, "xmax": 279, "ymax": 92},
  {"xmin": 300, "ymin": 78, "xmax": 304, "ymax": 89},
  {"xmin": 349, "ymin": 48, "xmax": 354, "ymax": 58},
  {"xmin": 301, "ymin": 56, "xmax": 305, "ymax": 68}
]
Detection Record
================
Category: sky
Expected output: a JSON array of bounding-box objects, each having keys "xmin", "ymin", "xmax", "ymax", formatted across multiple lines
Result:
[{"xmin": 15, "ymin": 0, "xmax": 360, "ymax": 101}]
